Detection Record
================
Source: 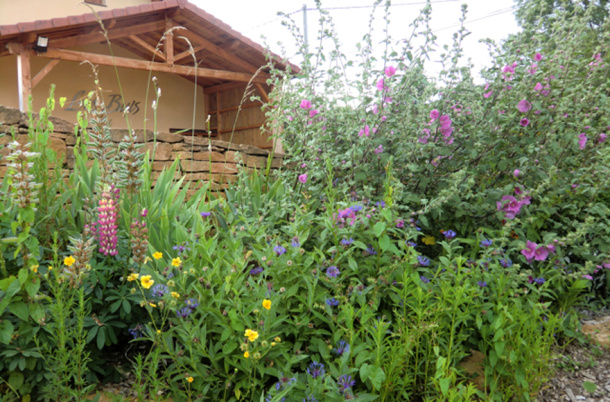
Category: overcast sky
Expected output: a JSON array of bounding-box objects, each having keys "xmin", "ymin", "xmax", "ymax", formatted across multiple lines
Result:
[{"xmin": 192, "ymin": 0, "xmax": 521, "ymax": 80}]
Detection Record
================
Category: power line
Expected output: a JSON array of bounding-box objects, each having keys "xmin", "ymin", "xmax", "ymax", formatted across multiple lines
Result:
[{"xmin": 433, "ymin": 6, "xmax": 517, "ymax": 33}]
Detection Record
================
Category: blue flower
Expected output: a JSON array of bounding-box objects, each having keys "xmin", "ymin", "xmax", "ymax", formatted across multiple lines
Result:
[
  {"xmin": 420, "ymin": 276, "xmax": 430, "ymax": 284},
  {"xmin": 326, "ymin": 298, "xmax": 339, "ymax": 307},
  {"xmin": 274, "ymin": 245, "xmax": 287, "ymax": 256},
  {"xmin": 326, "ymin": 266, "xmax": 340, "ymax": 278},
  {"xmin": 307, "ymin": 362, "xmax": 325, "ymax": 379},
  {"xmin": 337, "ymin": 374, "xmax": 356, "ymax": 393},
  {"xmin": 366, "ymin": 245, "xmax": 377, "ymax": 256},
  {"xmin": 340, "ymin": 238, "xmax": 354, "ymax": 246},
  {"xmin": 128, "ymin": 324, "xmax": 143, "ymax": 339},
  {"xmin": 200, "ymin": 212, "xmax": 211, "ymax": 217},
  {"xmin": 376, "ymin": 201, "xmax": 386, "ymax": 208},
  {"xmin": 350, "ymin": 204, "xmax": 363, "ymax": 212},
  {"xmin": 291, "ymin": 237, "xmax": 300, "ymax": 247},
  {"xmin": 151, "ymin": 284, "xmax": 169, "ymax": 298},
  {"xmin": 303, "ymin": 396, "xmax": 318, "ymax": 402},
  {"xmin": 477, "ymin": 281, "xmax": 487, "ymax": 288},
  {"xmin": 535, "ymin": 277, "xmax": 546, "ymax": 285},
  {"xmin": 275, "ymin": 375, "xmax": 296, "ymax": 391},
  {"xmin": 406, "ymin": 241, "xmax": 417, "ymax": 247},
  {"xmin": 185, "ymin": 298, "xmax": 199, "ymax": 311},
  {"xmin": 417, "ymin": 255, "xmax": 430, "ymax": 266},
  {"xmin": 334, "ymin": 340, "xmax": 350, "ymax": 356},
  {"xmin": 176, "ymin": 307, "xmax": 191, "ymax": 318},
  {"xmin": 480, "ymin": 239, "xmax": 493, "ymax": 247},
  {"xmin": 500, "ymin": 258, "xmax": 513, "ymax": 268},
  {"xmin": 443, "ymin": 230, "xmax": 457, "ymax": 240},
  {"xmin": 250, "ymin": 266, "xmax": 264, "ymax": 275}
]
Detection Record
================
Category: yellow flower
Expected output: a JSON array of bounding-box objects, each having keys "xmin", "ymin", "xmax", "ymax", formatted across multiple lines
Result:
[
  {"xmin": 31, "ymin": 265, "xmax": 39, "ymax": 273},
  {"xmin": 244, "ymin": 329, "xmax": 259, "ymax": 342},
  {"xmin": 140, "ymin": 275, "xmax": 154, "ymax": 289},
  {"xmin": 64, "ymin": 256, "xmax": 76, "ymax": 267},
  {"xmin": 143, "ymin": 257, "xmax": 152, "ymax": 264},
  {"xmin": 172, "ymin": 257, "xmax": 182, "ymax": 267},
  {"xmin": 274, "ymin": 337, "xmax": 281, "ymax": 343},
  {"xmin": 271, "ymin": 342, "xmax": 276, "ymax": 347},
  {"xmin": 127, "ymin": 273, "xmax": 139, "ymax": 282},
  {"xmin": 422, "ymin": 236, "xmax": 436, "ymax": 245},
  {"xmin": 157, "ymin": 330, "xmax": 161, "ymax": 334},
  {"xmin": 153, "ymin": 252, "xmax": 163, "ymax": 260},
  {"xmin": 262, "ymin": 299, "xmax": 271, "ymax": 310},
  {"xmin": 149, "ymin": 302, "xmax": 157, "ymax": 308},
  {"xmin": 243, "ymin": 351, "xmax": 250, "ymax": 358},
  {"xmin": 48, "ymin": 266, "xmax": 53, "ymax": 271},
  {"xmin": 187, "ymin": 376, "xmax": 194, "ymax": 383},
  {"xmin": 171, "ymin": 291, "xmax": 180, "ymax": 299}
]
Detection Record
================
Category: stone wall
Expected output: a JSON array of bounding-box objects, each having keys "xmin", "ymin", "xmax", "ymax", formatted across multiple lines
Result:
[{"xmin": 0, "ymin": 105, "xmax": 284, "ymax": 198}]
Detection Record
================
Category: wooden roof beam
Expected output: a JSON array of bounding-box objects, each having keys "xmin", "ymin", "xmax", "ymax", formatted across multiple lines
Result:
[
  {"xmin": 128, "ymin": 34, "xmax": 166, "ymax": 61},
  {"xmin": 32, "ymin": 59, "xmax": 60, "ymax": 88},
  {"xmin": 173, "ymin": 44, "xmax": 205, "ymax": 63},
  {"xmin": 49, "ymin": 20, "xmax": 165, "ymax": 49},
  {"xmin": 164, "ymin": 17, "xmax": 174, "ymax": 65},
  {"xmin": 39, "ymin": 47, "xmax": 268, "ymax": 83}
]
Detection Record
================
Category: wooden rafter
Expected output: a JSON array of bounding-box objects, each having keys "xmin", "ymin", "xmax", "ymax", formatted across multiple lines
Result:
[
  {"xmin": 32, "ymin": 59, "xmax": 60, "ymax": 88},
  {"xmin": 39, "ymin": 48, "xmax": 268, "ymax": 83},
  {"xmin": 128, "ymin": 34, "xmax": 166, "ymax": 61},
  {"xmin": 165, "ymin": 18, "xmax": 174, "ymax": 65},
  {"xmin": 203, "ymin": 81, "xmax": 249, "ymax": 94},
  {"xmin": 174, "ymin": 45, "xmax": 205, "ymax": 63},
  {"xmin": 49, "ymin": 20, "xmax": 165, "ymax": 49},
  {"xmin": 255, "ymin": 83, "xmax": 270, "ymax": 103}
]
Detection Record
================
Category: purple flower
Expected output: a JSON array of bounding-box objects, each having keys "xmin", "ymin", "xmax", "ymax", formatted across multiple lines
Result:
[
  {"xmin": 534, "ymin": 82, "xmax": 543, "ymax": 91},
  {"xmin": 326, "ymin": 266, "xmax": 340, "ymax": 278},
  {"xmin": 250, "ymin": 266, "xmax": 263, "ymax": 275},
  {"xmin": 337, "ymin": 374, "xmax": 356, "ymax": 393},
  {"xmin": 521, "ymin": 241, "xmax": 549, "ymax": 263},
  {"xmin": 578, "ymin": 133, "xmax": 587, "ymax": 150},
  {"xmin": 520, "ymin": 118, "xmax": 530, "ymax": 127},
  {"xmin": 185, "ymin": 298, "xmax": 199, "ymax": 310},
  {"xmin": 201, "ymin": 211, "xmax": 211, "ymax": 217},
  {"xmin": 582, "ymin": 275, "xmax": 593, "ymax": 280},
  {"xmin": 517, "ymin": 100, "xmax": 532, "ymax": 113},
  {"xmin": 406, "ymin": 241, "xmax": 417, "ymax": 247},
  {"xmin": 366, "ymin": 246, "xmax": 377, "ymax": 256},
  {"xmin": 384, "ymin": 66, "xmax": 397, "ymax": 77},
  {"xmin": 480, "ymin": 239, "xmax": 493, "ymax": 248},
  {"xmin": 128, "ymin": 324, "xmax": 143, "ymax": 339},
  {"xmin": 309, "ymin": 109, "xmax": 319, "ymax": 118},
  {"xmin": 497, "ymin": 195, "xmax": 525, "ymax": 219},
  {"xmin": 298, "ymin": 173, "xmax": 308, "ymax": 184},
  {"xmin": 395, "ymin": 219, "xmax": 405, "ymax": 228},
  {"xmin": 176, "ymin": 307, "xmax": 191, "ymax": 318},
  {"xmin": 326, "ymin": 298, "xmax": 340, "ymax": 307},
  {"xmin": 430, "ymin": 109, "xmax": 440, "ymax": 120},
  {"xmin": 299, "ymin": 99, "xmax": 311, "ymax": 109},
  {"xmin": 420, "ymin": 276, "xmax": 430, "ymax": 284},
  {"xmin": 534, "ymin": 52, "xmax": 543, "ymax": 61},
  {"xmin": 340, "ymin": 238, "xmax": 354, "ymax": 246},
  {"xmin": 598, "ymin": 133, "xmax": 607, "ymax": 143},
  {"xmin": 374, "ymin": 145, "xmax": 384, "ymax": 154},
  {"xmin": 443, "ymin": 230, "xmax": 456, "ymax": 240},
  {"xmin": 477, "ymin": 281, "xmax": 487, "ymax": 288},
  {"xmin": 358, "ymin": 125, "xmax": 370, "ymax": 137},
  {"xmin": 151, "ymin": 284, "xmax": 169, "ymax": 298},
  {"xmin": 513, "ymin": 169, "xmax": 521, "ymax": 178},
  {"xmin": 417, "ymin": 255, "xmax": 430, "ymax": 266},
  {"xmin": 535, "ymin": 277, "xmax": 546, "ymax": 285},
  {"xmin": 291, "ymin": 237, "xmax": 300, "ymax": 247},
  {"xmin": 334, "ymin": 341, "xmax": 349, "ymax": 356},
  {"xmin": 500, "ymin": 258, "xmax": 512, "ymax": 268},
  {"xmin": 274, "ymin": 245, "xmax": 287, "ymax": 256},
  {"xmin": 376, "ymin": 78, "xmax": 386, "ymax": 91},
  {"xmin": 439, "ymin": 115, "xmax": 452, "ymax": 129},
  {"xmin": 307, "ymin": 362, "xmax": 325, "ymax": 379}
]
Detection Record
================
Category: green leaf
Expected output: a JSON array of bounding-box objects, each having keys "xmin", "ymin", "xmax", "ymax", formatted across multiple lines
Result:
[
  {"xmin": 488, "ymin": 350, "xmax": 498, "ymax": 368},
  {"xmin": 96, "ymin": 327, "xmax": 106, "ymax": 350},
  {"xmin": 348, "ymin": 257, "xmax": 358, "ymax": 272},
  {"xmin": 0, "ymin": 320, "xmax": 15, "ymax": 345},
  {"xmin": 583, "ymin": 381, "xmax": 597, "ymax": 393},
  {"xmin": 0, "ymin": 279, "xmax": 21, "ymax": 314},
  {"xmin": 24, "ymin": 277, "xmax": 40, "ymax": 298},
  {"xmin": 369, "ymin": 366, "xmax": 386, "ymax": 390},
  {"xmin": 439, "ymin": 377, "xmax": 450, "ymax": 396},
  {"xmin": 9, "ymin": 302, "xmax": 29, "ymax": 322},
  {"xmin": 355, "ymin": 351, "xmax": 371, "ymax": 367},
  {"xmin": 359, "ymin": 363, "xmax": 371, "ymax": 382},
  {"xmin": 379, "ymin": 234, "xmax": 390, "ymax": 252},
  {"xmin": 29, "ymin": 304, "xmax": 44, "ymax": 322},
  {"xmin": 373, "ymin": 222, "xmax": 386, "ymax": 238},
  {"xmin": 9, "ymin": 371, "xmax": 24, "ymax": 390}
]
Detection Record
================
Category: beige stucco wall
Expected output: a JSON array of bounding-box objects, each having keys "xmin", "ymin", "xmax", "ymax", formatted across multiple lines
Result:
[
  {"xmin": 0, "ymin": 43, "xmax": 207, "ymax": 132},
  {"xmin": 0, "ymin": 0, "xmax": 150, "ymax": 25}
]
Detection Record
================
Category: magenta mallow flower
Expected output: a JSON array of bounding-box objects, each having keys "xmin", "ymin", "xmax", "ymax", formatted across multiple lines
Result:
[
  {"xmin": 358, "ymin": 125, "xmax": 370, "ymax": 137},
  {"xmin": 599, "ymin": 133, "xmax": 607, "ymax": 143},
  {"xmin": 429, "ymin": 109, "xmax": 439, "ymax": 120},
  {"xmin": 534, "ymin": 53, "xmax": 542, "ymax": 61},
  {"xmin": 578, "ymin": 133, "xmax": 588, "ymax": 150},
  {"xmin": 309, "ymin": 109, "xmax": 319, "ymax": 118},
  {"xmin": 513, "ymin": 169, "xmax": 521, "ymax": 178},
  {"xmin": 517, "ymin": 100, "xmax": 532, "ymax": 113},
  {"xmin": 298, "ymin": 173, "xmax": 308, "ymax": 184},
  {"xmin": 497, "ymin": 195, "xmax": 529, "ymax": 219},
  {"xmin": 376, "ymin": 78, "xmax": 386, "ymax": 92},
  {"xmin": 299, "ymin": 99, "xmax": 311, "ymax": 110},
  {"xmin": 520, "ymin": 118, "xmax": 530, "ymax": 127},
  {"xmin": 384, "ymin": 66, "xmax": 397, "ymax": 77},
  {"xmin": 521, "ymin": 240, "xmax": 550, "ymax": 263},
  {"xmin": 534, "ymin": 82, "xmax": 543, "ymax": 92},
  {"xmin": 374, "ymin": 145, "xmax": 383, "ymax": 154}
]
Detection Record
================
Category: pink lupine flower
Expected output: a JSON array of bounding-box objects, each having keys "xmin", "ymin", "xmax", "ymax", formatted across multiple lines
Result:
[
  {"xmin": 430, "ymin": 109, "xmax": 439, "ymax": 120},
  {"xmin": 298, "ymin": 173, "xmax": 308, "ymax": 184},
  {"xmin": 97, "ymin": 191, "xmax": 119, "ymax": 256},
  {"xmin": 299, "ymin": 99, "xmax": 311, "ymax": 109},
  {"xmin": 384, "ymin": 66, "xmax": 397, "ymax": 77},
  {"xmin": 578, "ymin": 133, "xmax": 587, "ymax": 149},
  {"xmin": 517, "ymin": 100, "xmax": 532, "ymax": 113},
  {"xmin": 520, "ymin": 118, "xmax": 530, "ymax": 127}
]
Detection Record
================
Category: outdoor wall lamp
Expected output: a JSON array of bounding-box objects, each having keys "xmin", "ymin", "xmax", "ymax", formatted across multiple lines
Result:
[{"xmin": 34, "ymin": 36, "xmax": 49, "ymax": 53}]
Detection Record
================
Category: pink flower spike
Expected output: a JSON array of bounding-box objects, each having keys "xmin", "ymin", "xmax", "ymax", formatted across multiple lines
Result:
[
  {"xmin": 299, "ymin": 99, "xmax": 311, "ymax": 110},
  {"xmin": 534, "ymin": 53, "xmax": 543, "ymax": 61},
  {"xmin": 384, "ymin": 66, "xmax": 397, "ymax": 77},
  {"xmin": 298, "ymin": 173, "xmax": 308, "ymax": 184},
  {"xmin": 517, "ymin": 100, "xmax": 532, "ymax": 113}
]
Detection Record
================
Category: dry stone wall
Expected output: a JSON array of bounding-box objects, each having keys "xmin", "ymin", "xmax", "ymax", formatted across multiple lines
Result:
[{"xmin": 0, "ymin": 105, "xmax": 284, "ymax": 197}]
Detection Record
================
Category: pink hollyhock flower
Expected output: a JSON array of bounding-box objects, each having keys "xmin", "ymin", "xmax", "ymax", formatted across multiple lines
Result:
[
  {"xmin": 521, "ymin": 240, "xmax": 537, "ymax": 262},
  {"xmin": 534, "ymin": 245, "xmax": 549, "ymax": 261},
  {"xmin": 534, "ymin": 82, "xmax": 543, "ymax": 91},
  {"xmin": 578, "ymin": 133, "xmax": 587, "ymax": 149},
  {"xmin": 582, "ymin": 275, "xmax": 593, "ymax": 280},
  {"xmin": 513, "ymin": 169, "xmax": 521, "ymax": 178},
  {"xmin": 372, "ymin": 104, "xmax": 379, "ymax": 115},
  {"xmin": 547, "ymin": 244, "xmax": 556, "ymax": 254},
  {"xmin": 384, "ymin": 66, "xmax": 397, "ymax": 77},
  {"xmin": 358, "ymin": 125, "xmax": 370, "ymax": 137},
  {"xmin": 298, "ymin": 173, "xmax": 308, "ymax": 184},
  {"xmin": 301, "ymin": 163, "xmax": 307, "ymax": 168},
  {"xmin": 598, "ymin": 133, "xmax": 607, "ymax": 143},
  {"xmin": 534, "ymin": 53, "xmax": 543, "ymax": 61},
  {"xmin": 528, "ymin": 63, "xmax": 538, "ymax": 74},
  {"xmin": 376, "ymin": 78, "xmax": 386, "ymax": 92},
  {"xmin": 309, "ymin": 109, "xmax": 319, "ymax": 118},
  {"xmin": 484, "ymin": 90, "xmax": 493, "ymax": 98},
  {"xmin": 439, "ymin": 115, "xmax": 452, "ymax": 129},
  {"xmin": 497, "ymin": 195, "xmax": 523, "ymax": 219},
  {"xmin": 374, "ymin": 145, "xmax": 384, "ymax": 154},
  {"xmin": 299, "ymin": 99, "xmax": 311, "ymax": 110},
  {"xmin": 430, "ymin": 109, "xmax": 440, "ymax": 120},
  {"xmin": 520, "ymin": 118, "xmax": 530, "ymax": 127},
  {"xmin": 517, "ymin": 100, "xmax": 532, "ymax": 113}
]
